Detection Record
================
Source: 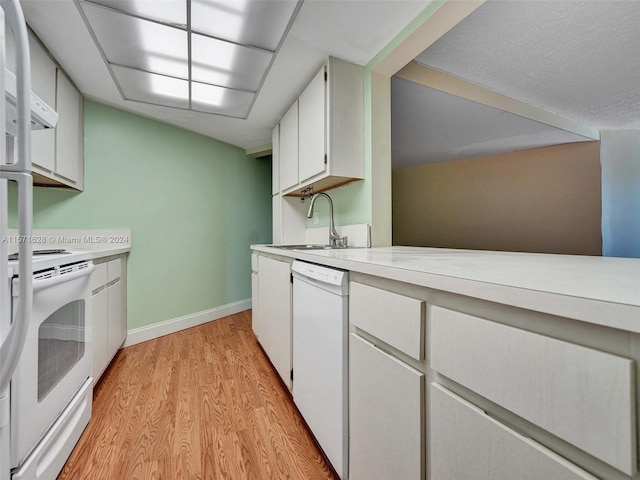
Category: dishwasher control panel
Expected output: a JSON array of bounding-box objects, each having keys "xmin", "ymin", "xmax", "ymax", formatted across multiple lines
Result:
[{"xmin": 292, "ymin": 261, "xmax": 347, "ymax": 289}]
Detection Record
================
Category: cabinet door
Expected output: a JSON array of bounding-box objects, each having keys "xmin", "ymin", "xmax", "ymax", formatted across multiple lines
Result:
[
  {"xmin": 272, "ymin": 124, "xmax": 280, "ymax": 195},
  {"xmin": 279, "ymin": 101, "xmax": 298, "ymax": 191},
  {"xmin": 257, "ymin": 256, "xmax": 292, "ymax": 388},
  {"xmin": 107, "ymin": 279, "xmax": 124, "ymax": 360},
  {"xmin": 349, "ymin": 333, "xmax": 424, "ymax": 480},
  {"xmin": 91, "ymin": 288, "xmax": 108, "ymax": 382},
  {"xmin": 272, "ymin": 193, "xmax": 282, "ymax": 244},
  {"xmin": 30, "ymin": 34, "xmax": 56, "ymax": 172},
  {"xmin": 430, "ymin": 306, "xmax": 636, "ymax": 475},
  {"xmin": 251, "ymin": 271, "xmax": 260, "ymax": 339},
  {"xmin": 430, "ymin": 383, "xmax": 597, "ymax": 480},
  {"xmin": 55, "ymin": 70, "xmax": 83, "ymax": 186},
  {"xmin": 298, "ymin": 66, "xmax": 326, "ymax": 182}
]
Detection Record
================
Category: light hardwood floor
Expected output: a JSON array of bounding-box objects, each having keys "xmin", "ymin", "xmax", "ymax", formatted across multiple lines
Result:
[{"xmin": 58, "ymin": 310, "xmax": 338, "ymax": 480}]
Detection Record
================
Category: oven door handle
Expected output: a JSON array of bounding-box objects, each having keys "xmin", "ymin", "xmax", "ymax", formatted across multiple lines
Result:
[{"xmin": 29, "ymin": 263, "xmax": 95, "ymax": 292}]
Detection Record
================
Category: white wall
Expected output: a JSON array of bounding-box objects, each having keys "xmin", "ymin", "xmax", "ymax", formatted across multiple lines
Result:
[
  {"xmin": 392, "ymin": 142, "xmax": 602, "ymax": 255},
  {"xmin": 600, "ymin": 130, "xmax": 640, "ymax": 258}
]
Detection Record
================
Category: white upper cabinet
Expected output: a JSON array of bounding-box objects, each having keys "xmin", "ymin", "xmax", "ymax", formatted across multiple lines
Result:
[
  {"xmin": 8, "ymin": 30, "xmax": 84, "ymax": 190},
  {"xmin": 53, "ymin": 69, "xmax": 83, "ymax": 188},
  {"xmin": 277, "ymin": 57, "xmax": 364, "ymax": 196},
  {"xmin": 279, "ymin": 100, "xmax": 299, "ymax": 192},
  {"xmin": 28, "ymin": 33, "xmax": 56, "ymax": 173},
  {"xmin": 298, "ymin": 66, "xmax": 326, "ymax": 183},
  {"xmin": 271, "ymin": 123, "xmax": 280, "ymax": 195}
]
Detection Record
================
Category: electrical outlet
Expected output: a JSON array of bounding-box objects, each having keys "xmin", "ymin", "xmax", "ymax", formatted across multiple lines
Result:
[{"xmin": 313, "ymin": 212, "xmax": 320, "ymax": 225}]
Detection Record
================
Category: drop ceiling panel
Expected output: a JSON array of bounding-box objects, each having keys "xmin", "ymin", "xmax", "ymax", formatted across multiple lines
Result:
[
  {"xmin": 191, "ymin": 33, "xmax": 272, "ymax": 91},
  {"xmin": 86, "ymin": 0, "xmax": 187, "ymax": 26},
  {"xmin": 112, "ymin": 65, "xmax": 189, "ymax": 109},
  {"xmin": 191, "ymin": 0, "xmax": 298, "ymax": 51},
  {"xmin": 192, "ymin": 81, "xmax": 254, "ymax": 117},
  {"xmin": 21, "ymin": 0, "xmax": 436, "ymax": 148},
  {"xmin": 82, "ymin": 2, "xmax": 188, "ymax": 79}
]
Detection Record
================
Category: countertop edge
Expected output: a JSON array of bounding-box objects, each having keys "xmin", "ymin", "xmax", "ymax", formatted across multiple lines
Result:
[
  {"xmin": 89, "ymin": 247, "xmax": 131, "ymax": 260},
  {"xmin": 7, "ymin": 228, "xmax": 132, "ymax": 261},
  {"xmin": 251, "ymin": 245, "xmax": 640, "ymax": 334}
]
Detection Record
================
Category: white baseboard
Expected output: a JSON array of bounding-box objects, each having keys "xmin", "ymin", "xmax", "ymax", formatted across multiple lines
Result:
[{"xmin": 123, "ymin": 298, "xmax": 252, "ymax": 347}]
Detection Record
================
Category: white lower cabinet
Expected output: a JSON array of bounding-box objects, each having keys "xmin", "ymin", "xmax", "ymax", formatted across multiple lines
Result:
[
  {"xmin": 430, "ymin": 306, "xmax": 636, "ymax": 475},
  {"xmin": 251, "ymin": 254, "xmax": 260, "ymax": 339},
  {"xmin": 430, "ymin": 383, "xmax": 597, "ymax": 480},
  {"xmin": 91, "ymin": 256, "xmax": 127, "ymax": 383},
  {"xmin": 91, "ymin": 281, "xmax": 108, "ymax": 382},
  {"xmin": 346, "ymin": 275, "xmax": 639, "ymax": 480},
  {"xmin": 107, "ymin": 272, "xmax": 124, "ymax": 356},
  {"xmin": 349, "ymin": 333, "xmax": 424, "ymax": 480},
  {"xmin": 256, "ymin": 255, "xmax": 292, "ymax": 389}
]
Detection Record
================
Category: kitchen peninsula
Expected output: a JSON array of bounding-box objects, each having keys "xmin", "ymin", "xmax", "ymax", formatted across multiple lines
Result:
[{"xmin": 252, "ymin": 244, "xmax": 640, "ymax": 480}]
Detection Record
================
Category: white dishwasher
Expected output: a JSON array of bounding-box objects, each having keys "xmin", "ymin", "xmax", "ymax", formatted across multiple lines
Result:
[{"xmin": 292, "ymin": 260, "xmax": 349, "ymax": 480}]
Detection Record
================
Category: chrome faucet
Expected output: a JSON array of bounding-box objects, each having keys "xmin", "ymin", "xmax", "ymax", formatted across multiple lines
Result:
[{"xmin": 306, "ymin": 193, "xmax": 348, "ymax": 248}]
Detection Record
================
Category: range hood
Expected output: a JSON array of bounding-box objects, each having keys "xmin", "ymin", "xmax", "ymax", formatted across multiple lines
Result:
[{"xmin": 5, "ymin": 69, "xmax": 58, "ymax": 136}]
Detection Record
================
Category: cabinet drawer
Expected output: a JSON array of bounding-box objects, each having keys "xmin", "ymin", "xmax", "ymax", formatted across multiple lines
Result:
[
  {"xmin": 430, "ymin": 383, "xmax": 597, "ymax": 480},
  {"xmin": 91, "ymin": 262, "xmax": 108, "ymax": 292},
  {"xmin": 251, "ymin": 253, "xmax": 258, "ymax": 272},
  {"xmin": 430, "ymin": 306, "xmax": 636, "ymax": 475},
  {"xmin": 107, "ymin": 259, "xmax": 121, "ymax": 283},
  {"xmin": 350, "ymin": 282, "xmax": 425, "ymax": 360}
]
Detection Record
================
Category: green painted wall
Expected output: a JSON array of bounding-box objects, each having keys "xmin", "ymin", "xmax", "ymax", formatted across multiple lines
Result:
[
  {"xmin": 304, "ymin": 179, "xmax": 370, "ymax": 229},
  {"xmin": 10, "ymin": 100, "xmax": 272, "ymax": 330}
]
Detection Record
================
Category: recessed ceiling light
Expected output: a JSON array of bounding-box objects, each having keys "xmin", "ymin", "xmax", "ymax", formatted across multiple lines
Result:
[{"xmin": 79, "ymin": 0, "xmax": 299, "ymax": 118}]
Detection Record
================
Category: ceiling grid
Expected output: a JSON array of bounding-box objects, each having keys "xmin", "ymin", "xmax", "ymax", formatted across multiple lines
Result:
[{"xmin": 77, "ymin": 0, "xmax": 299, "ymax": 119}]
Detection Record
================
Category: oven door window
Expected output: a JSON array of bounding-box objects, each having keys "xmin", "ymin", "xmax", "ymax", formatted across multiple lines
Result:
[{"xmin": 38, "ymin": 299, "xmax": 86, "ymax": 402}]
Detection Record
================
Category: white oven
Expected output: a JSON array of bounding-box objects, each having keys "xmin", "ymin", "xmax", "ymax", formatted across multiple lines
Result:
[{"xmin": 8, "ymin": 251, "xmax": 93, "ymax": 480}]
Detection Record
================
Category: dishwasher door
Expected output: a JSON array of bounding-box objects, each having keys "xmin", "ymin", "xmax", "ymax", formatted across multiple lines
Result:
[{"xmin": 291, "ymin": 260, "xmax": 349, "ymax": 479}]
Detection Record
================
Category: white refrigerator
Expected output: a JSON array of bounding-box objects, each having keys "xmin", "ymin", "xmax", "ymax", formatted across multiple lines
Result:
[{"xmin": 0, "ymin": 2, "xmax": 58, "ymax": 480}]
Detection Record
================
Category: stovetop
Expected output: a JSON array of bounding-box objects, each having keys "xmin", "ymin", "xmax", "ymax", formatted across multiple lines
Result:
[
  {"xmin": 8, "ymin": 249, "xmax": 93, "ymax": 274},
  {"xmin": 8, "ymin": 249, "xmax": 71, "ymax": 261}
]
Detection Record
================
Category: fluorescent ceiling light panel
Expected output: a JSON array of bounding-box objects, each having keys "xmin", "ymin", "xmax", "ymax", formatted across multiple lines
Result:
[
  {"xmin": 149, "ymin": 74, "xmax": 189, "ymax": 101},
  {"xmin": 86, "ymin": 0, "xmax": 187, "ymax": 27},
  {"xmin": 191, "ymin": 0, "xmax": 247, "ymax": 43},
  {"xmin": 192, "ymin": 81, "xmax": 225, "ymax": 107},
  {"xmin": 82, "ymin": 2, "xmax": 188, "ymax": 78},
  {"xmin": 191, "ymin": 33, "xmax": 273, "ymax": 91},
  {"xmin": 111, "ymin": 65, "xmax": 189, "ymax": 109},
  {"xmin": 80, "ymin": 0, "xmax": 298, "ymax": 118},
  {"xmin": 192, "ymin": 81, "xmax": 254, "ymax": 117},
  {"xmin": 192, "ymin": 0, "xmax": 297, "ymax": 51}
]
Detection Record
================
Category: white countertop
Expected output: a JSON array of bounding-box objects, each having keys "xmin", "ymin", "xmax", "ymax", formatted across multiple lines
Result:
[
  {"xmin": 6, "ymin": 228, "xmax": 131, "ymax": 260},
  {"xmin": 252, "ymin": 245, "xmax": 640, "ymax": 333}
]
